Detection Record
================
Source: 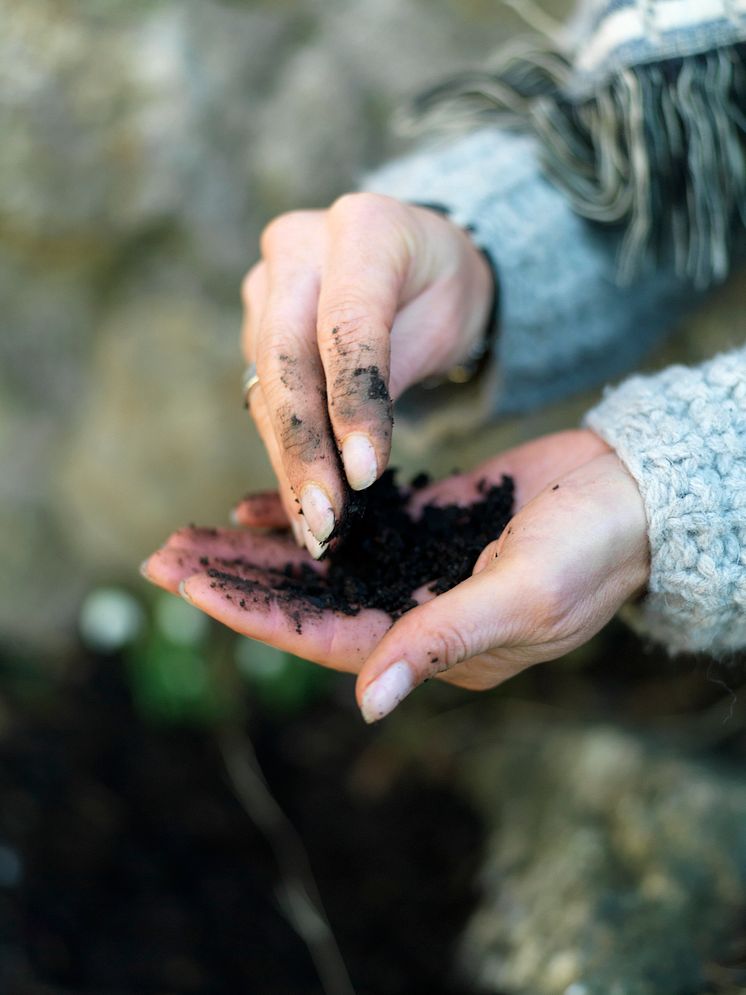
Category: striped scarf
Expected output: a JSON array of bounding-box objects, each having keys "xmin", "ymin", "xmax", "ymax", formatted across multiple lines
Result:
[{"xmin": 402, "ymin": 0, "xmax": 746, "ymax": 286}]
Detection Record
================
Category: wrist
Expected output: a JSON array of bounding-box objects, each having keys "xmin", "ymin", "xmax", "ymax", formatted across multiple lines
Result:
[
  {"xmin": 592, "ymin": 451, "xmax": 651, "ymax": 602},
  {"xmin": 446, "ymin": 243, "xmax": 498, "ymax": 381},
  {"xmin": 410, "ymin": 202, "xmax": 499, "ymax": 385}
]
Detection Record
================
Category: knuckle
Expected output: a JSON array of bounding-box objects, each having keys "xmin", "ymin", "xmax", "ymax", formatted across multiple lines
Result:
[
  {"xmin": 257, "ymin": 312, "xmax": 310, "ymax": 362},
  {"xmin": 411, "ymin": 616, "xmax": 472, "ymax": 672},
  {"xmin": 276, "ymin": 403, "xmax": 324, "ymax": 467},
  {"xmin": 257, "ymin": 323, "xmax": 299, "ymax": 361},
  {"xmin": 330, "ymin": 191, "xmax": 377, "ymax": 220},
  {"xmin": 320, "ymin": 300, "xmax": 370, "ymax": 342},
  {"xmin": 473, "ymin": 539, "xmax": 501, "ymax": 575},
  {"xmin": 256, "ymin": 332, "xmax": 308, "ymax": 397},
  {"xmin": 330, "ymin": 191, "xmax": 407, "ymax": 230},
  {"xmin": 240, "ymin": 263, "xmax": 263, "ymax": 307},
  {"xmin": 259, "ymin": 211, "xmax": 307, "ymax": 255}
]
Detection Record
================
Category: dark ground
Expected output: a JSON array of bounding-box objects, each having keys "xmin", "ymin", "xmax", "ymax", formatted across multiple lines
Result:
[
  {"xmin": 0, "ymin": 648, "xmax": 483, "ymax": 995},
  {"xmin": 0, "ymin": 622, "xmax": 744, "ymax": 995}
]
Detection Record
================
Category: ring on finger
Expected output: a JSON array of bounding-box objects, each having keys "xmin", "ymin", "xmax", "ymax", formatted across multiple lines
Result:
[{"xmin": 241, "ymin": 362, "xmax": 260, "ymax": 407}]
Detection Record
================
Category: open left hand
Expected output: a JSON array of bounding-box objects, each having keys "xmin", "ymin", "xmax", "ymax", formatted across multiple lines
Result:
[{"xmin": 140, "ymin": 429, "xmax": 650, "ymax": 721}]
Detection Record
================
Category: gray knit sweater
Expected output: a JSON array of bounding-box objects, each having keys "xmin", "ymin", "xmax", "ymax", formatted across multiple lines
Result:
[{"xmin": 363, "ymin": 3, "xmax": 746, "ymax": 656}]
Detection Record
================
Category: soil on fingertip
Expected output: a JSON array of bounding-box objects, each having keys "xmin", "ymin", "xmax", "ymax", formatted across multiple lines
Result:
[{"xmin": 208, "ymin": 470, "xmax": 514, "ymax": 628}]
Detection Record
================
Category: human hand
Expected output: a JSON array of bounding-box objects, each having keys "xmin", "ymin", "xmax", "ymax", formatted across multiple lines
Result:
[
  {"xmin": 356, "ymin": 436, "xmax": 650, "ymax": 721},
  {"xmin": 241, "ymin": 193, "xmax": 493, "ymax": 557},
  {"xmin": 141, "ymin": 429, "xmax": 648, "ymax": 721}
]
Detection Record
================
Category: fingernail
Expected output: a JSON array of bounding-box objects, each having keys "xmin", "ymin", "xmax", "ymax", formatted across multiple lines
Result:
[
  {"xmin": 139, "ymin": 558, "xmax": 151, "ymax": 580},
  {"xmin": 300, "ymin": 484, "xmax": 335, "ymax": 542},
  {"xmin": 291, "ymin": 517, "xmax": 305, "ymax": 548},
  {"xmin": 178, "ymin": 580, "xmax": 194, "ymax": 605},
  {"xmin": 301, "ymin": 518, "xmax": 327, "ymax": 560},
  {"xmin": 342, "ymin": 433, "xmax": 377, "ymax": 491},
  {"xmin": 229, "ymin": 507, "xmax": 241, "ymax": 526},
  {"xmin": 360, "ymin": 661, "xmax": 414, "ymax": 724}
]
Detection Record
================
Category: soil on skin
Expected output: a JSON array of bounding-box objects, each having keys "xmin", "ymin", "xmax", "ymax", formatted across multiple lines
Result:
[{"xmin": 209, "ymin": 470, "xmax": 514, "ymax": 629}]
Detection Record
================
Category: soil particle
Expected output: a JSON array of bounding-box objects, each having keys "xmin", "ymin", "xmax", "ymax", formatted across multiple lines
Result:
[
  {"xmin": 325, "ymin": 469, "xmax": 513, "ymax": 615},
  {"xmin": 410, "ymin": 472, "xmax": 431, "ymax": 490},
  {"xmin": 332, "ymin": 365, "xmax": 393, "ymax": 423},
  {"xmin": 278, "ymin": 353, "xmax": 301, "ymax": 391},
  {"xmin": 213, "ymin": 470, "xmax": 514, "ymax": 629},
  {"xmin": 279, "ymin": 404, "xmax": 323, "ymax": 464},
  {"xmin": 552, "ymin": 484, "xmax": 559, "ymax": 491},
  {"xmin": 353, "ymin": 365, "xmax": 389, "ymax": 403}
]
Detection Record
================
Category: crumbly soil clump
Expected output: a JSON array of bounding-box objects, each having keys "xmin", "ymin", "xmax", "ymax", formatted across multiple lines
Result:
[{"xmin": 210, "ymin": 470, "xmax": 514, "ymax": 625}]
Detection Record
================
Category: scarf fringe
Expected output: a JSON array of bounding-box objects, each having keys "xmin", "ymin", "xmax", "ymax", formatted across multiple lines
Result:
[{"xmin": 399, "ymin": 42, "xmax": 746, "ymax": 287}]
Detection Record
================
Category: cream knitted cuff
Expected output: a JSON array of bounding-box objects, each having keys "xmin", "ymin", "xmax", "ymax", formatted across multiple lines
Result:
[{"xmin": 584, "ymin": 346, "xmax": 746, "ymax": 655}]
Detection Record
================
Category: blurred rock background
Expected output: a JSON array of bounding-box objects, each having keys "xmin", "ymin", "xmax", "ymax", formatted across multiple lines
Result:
[
  {"xmin": 1, "ymin": 0, "xmax": 573, "ymax": 654},
  {"xmin": 4, "ymin": 0, "xmax": 744, "ymax": 655}
]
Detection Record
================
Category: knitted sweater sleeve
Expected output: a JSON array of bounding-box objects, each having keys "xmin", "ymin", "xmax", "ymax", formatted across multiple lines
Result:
[
  {"xmin": 362, "ymin": 3, "xmax": 745, "ymax": 427},
  {"xmin": 583, "ymin": 345, "xmax": 746, "ymax": 655},
  {"xmin": 362, "ymin": 128, "xmax": 698, "ymax": 425}
]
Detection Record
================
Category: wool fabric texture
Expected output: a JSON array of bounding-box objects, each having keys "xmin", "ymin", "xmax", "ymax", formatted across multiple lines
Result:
[
  {"xmin": 363, "ymin": 127, "xmax": 698, "ymax": 423},
  {"xmin": 401, "ymin": 0, "xmax": 746, "ymax": 284},
  {"xmin": 363, "ymin": 0, "xmax": 746, "ymax": 655},
  {"xmin": 585, "ymin": 346, "xmax": 746, "ymax": 654},
  {"xmin": 368, "ymin": 128, "xmax": 746, "ymax": 654}
]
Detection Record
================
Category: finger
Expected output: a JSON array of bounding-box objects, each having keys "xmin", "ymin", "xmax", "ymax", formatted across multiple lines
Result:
[
  {"xmin": 407, "ymin": 430, "xmax": 611, "ymax": 519},
  {"xmin": 257, "ymin": 215, "xmax": 350, "ymax": 550},
  {"xmin": 181, "ymin": 569, "xmax": 392, "ymax": 673},
  {"xmin": 240, "ymin": 260, "xmax": 268, "ymax": 361},
  {"xmin": 141, "ymin": 527, "xmax": 318, "ymax": 595},
  {"xmin": 231, "ymin": 491, "xmax": 288, "ymax": 529},
  {"xmin": 249, "ymin": 385, "xmax": 305, "ymax": 546},
  {"xmin": 355, "ymin": 558, "xmax": 536, "ymax": 722},
  {"xmin": 470, "ymin": 431, "xmax": 612, "ymax": 511},
  {"xmin": 317, "ymin": 194, "xmax": 416, "ymax": 492},
  {"xmin": 241, "ymin": 266, "xmax": 306, "ymax": 543}
]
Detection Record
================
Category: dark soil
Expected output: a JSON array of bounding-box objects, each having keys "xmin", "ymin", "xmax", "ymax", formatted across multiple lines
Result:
[
  {"xmin": 209, "ymin": 470, "xmax": 514, "ymax": 629},
  {"xmin": 0, "ymin": 654, "xmax": 484, "ymax": 995},
  {"xmin": 0, "ymin": 625, "xmax": 742, "ymax": 993}
]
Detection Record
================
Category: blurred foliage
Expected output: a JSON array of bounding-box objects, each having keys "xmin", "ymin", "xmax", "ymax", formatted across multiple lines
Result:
[{"xmin": 73, "ymin": 583, "xmax": 334, "ymax": 726}]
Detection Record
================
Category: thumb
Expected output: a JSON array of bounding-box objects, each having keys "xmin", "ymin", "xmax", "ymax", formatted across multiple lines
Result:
[{"xmin": 355, "ymin": 549, "xmax": 528, "ymax": 723}]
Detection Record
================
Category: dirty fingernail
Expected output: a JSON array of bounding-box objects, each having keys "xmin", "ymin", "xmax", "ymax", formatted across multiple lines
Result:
[
  {"xmin": 342, "ymin": 433, "xmax": 377, "ymax": 490},
  {"xmin": 291, "ymin": 517, "xmax": 305, "ymax": 548},
  {"xmin": 139, "ymin": 558, "xmax": 151, "ymax": 580},
  {"xmin": 301, "ymin": 517, "xmax": 327, "ymax": 560},
  {"xmin": 300, "ymin": 484, "xmax": 335, "ymax": 542},
  {"xmin": 360, "ymin": 661, "xmax": 414, "ymax": 724},
  {"xmin": 178, "ymin": 579, "xmax": 195, "ymax": 605}
]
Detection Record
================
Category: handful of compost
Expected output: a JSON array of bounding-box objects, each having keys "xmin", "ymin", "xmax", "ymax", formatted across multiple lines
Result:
[{"xmin": 207, "ymin": 469, "xmax": 515, "ymax": 628}]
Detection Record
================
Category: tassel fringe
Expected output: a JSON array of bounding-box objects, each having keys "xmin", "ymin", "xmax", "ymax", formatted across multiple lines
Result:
[{"xmin": 399, "ymin": 42, "xmax": 746, "ymax": 287}]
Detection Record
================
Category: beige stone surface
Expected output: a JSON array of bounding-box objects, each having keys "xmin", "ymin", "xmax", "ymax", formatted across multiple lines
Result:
[{"xmin": 2, "ymin": 0, "xmax": 533, "ymax": 650}]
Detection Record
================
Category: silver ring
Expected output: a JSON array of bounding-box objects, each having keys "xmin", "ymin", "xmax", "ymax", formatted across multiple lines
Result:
[{"xmin": 241, "ymin": 362, "xmax": 260, "ymax": 405}]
